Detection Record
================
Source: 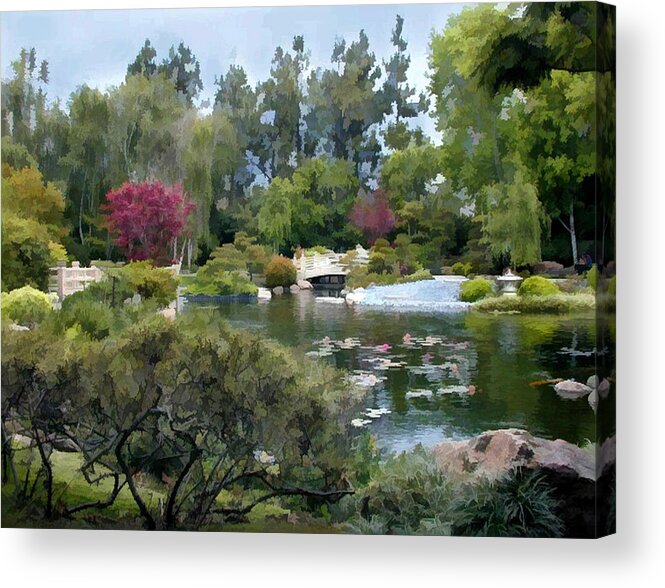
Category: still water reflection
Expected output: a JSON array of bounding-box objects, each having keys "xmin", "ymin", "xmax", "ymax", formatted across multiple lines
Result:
[{"xmin": 186, "ymin": 293, "xmax": 610, "ymax": 453}]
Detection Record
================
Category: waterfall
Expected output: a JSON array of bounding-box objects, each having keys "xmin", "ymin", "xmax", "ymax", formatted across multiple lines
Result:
[{"xmin": 357, "ymin": 277, "xmax": 470, "ymax": 312}]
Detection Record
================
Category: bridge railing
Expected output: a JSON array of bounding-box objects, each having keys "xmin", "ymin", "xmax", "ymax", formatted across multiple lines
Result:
[
  {"xmin": 293, "ymin": 246, "xmax": 369, "ymax": 281},
  {"xmin": 50, "ymin": 261, "xmax": 103, "ymax": 299}
]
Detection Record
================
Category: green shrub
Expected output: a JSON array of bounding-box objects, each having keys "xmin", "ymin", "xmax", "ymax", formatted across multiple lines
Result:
[
  {"xmin": 342, "ymin": 447, "xmax": 457, "ymax": 535},
  {"xmin": 586, "ymin": 264, "xmax": 599, "ymax": 291},
  {"xmin": 455, "ymin": 468, "xmax": 564, "ymax": 538},
  {"xmin": 210, "ymin": 244, "xmax": 248, "ymax": 272},
  {"xmin": 59, "ymin": 291, "xmax": 114, "ymax": 340},
  {"xmin": 120, "ymin": 261, "xmax": 178, "ymax": 306},
  {"xmin": 305, "ymin": 245, "xmax": 330, "ymax": 256},
  {"xmin": 400, "ymin": 269, "xmax": 433, "ymax": 283},
  {"xmin": 186, "ymin": 271, "xmax": 258, "ymax": 297},
  {"xmin": 341, "ymin": 447, "xmax": 563, "ymax": 537},
  {"xmin": 2, "ymin": 286, "xmax": 53, "ymax": 326},
  {"xmin": 265, "ymin": 256, "xmax": 297, "ymax": 288},
  {"xmin": 460, "ymin": 278, "xmax": 494, "ymax": 302},
  {"xmin": 452, "ymin": 261, "xmax": 473, "ymax": 277},
  {"xmin": 368, "ymin": 250, "xmax": 396, "ymax": 274},
  {"xmin": 185, "ymin": 256, "xmax": 258, "ymax": 296},
  {"xmin": 473, "ymin": 293, "xmax": 595, "ymax": 314},
  {"xmin": 608, "ymin": 275, "xmax": 616, "ymax": 296},
  {"xmin": 84, "ymin": 273, "xmax": 134, "ymax": 305},
  {"xmin": 518, "ymin": 276, "xmax": 560, "ymax": 297}
]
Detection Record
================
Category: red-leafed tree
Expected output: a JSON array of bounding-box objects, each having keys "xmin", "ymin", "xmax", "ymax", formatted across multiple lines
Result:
[
  {"xmin": 349, "ymin": 188, "xmax": 396, "ymax": 245},
  {"xmin": 104, "ymin": 181, "xmax": 195, "ymax": 265}
]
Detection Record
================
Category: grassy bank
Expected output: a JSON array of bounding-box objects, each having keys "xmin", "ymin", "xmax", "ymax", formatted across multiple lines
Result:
[{"xmin": 472, "ymin": 293, "xmax": 596, "ymax": 314}]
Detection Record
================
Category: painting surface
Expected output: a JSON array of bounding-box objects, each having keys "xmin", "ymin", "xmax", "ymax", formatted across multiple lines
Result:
[{"xmin": 1, "ymin": 2, "xmax": 615, "ymax": 537}]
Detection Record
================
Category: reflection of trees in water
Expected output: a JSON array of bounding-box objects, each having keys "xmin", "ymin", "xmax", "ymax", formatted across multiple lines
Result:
[
  {"xmin": 209, "ymin": 301, "xmax": 601, "ymax": 446},
  {"xmin": 463, "ymin": 313, "xmax": 597, "ymax": 444}
]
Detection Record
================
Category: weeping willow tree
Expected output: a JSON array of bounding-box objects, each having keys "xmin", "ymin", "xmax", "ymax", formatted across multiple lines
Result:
[
  {"xmin": 258, "ymin": 178, "xmax": 292, "ymax": 252},
  {"xmin": 483, "ymin": 164, "xmax": 546, "ymax": 268}
]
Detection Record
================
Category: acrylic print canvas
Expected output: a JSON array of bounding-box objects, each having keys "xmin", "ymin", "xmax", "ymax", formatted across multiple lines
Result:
[{"xmin": 0, "ymin": 2, "xmax": 615, "ymax": 538}]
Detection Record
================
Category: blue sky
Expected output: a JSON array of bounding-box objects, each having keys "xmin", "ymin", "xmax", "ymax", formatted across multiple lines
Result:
[{"xmin": 1, "ymin": 3, "xmax": 467, "ymax": 116}]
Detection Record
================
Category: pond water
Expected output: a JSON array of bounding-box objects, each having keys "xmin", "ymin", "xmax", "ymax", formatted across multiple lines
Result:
[{"xmin": 185, "ymin": 292, "xmax": 613, "ymax": 454}]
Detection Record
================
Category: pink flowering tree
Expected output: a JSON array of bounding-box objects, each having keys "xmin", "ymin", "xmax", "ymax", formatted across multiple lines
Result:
[
  {"xmin": 349, "ymin": 188, "xmax": 396, "ymax": 245},
  {"xmin": 104, "ymin": 181, "xmax": 195, "ymax": 265}
]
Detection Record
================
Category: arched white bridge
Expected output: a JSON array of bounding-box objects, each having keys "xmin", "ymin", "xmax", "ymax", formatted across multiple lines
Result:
[{"xmin": 294, "ymin": 245, "xmax": 369, "ymax": 282}]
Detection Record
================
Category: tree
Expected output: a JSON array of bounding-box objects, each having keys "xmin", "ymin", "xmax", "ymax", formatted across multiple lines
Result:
[
  {"xmin": 127, "ymin": 39, "xmax": 158, "ymax": 79},
  {"xmin": 61, "ymin": 85, "xmax": 110, "ymax": 250},
  {"xmin": 212, "ymin": 65, "xmax": 262, "ymax": 205},
  {"xmin": 304, "ymin": 30, "xmax": 389, "ymax": 178},
  {"xmin": 158, "ymin": 42, "xmax": 203, "ymax": 105},
  {"xmin": 382, "ymin": 15, "xmax": 428, "ymax": 150},
  {"xmin": 106, "ymin": 75, "xmax": 185, "ymax": 185},
  {"xmin": 349, "ymin": 188, "xmax": 396, "ymax": 245},
  {"xmin": 2, "ymin": 315, "xmax": 360, "ymax": 529},
  {"xmin": 1, "ymin": 47, "xmax": 50, "ymax": 149},
  {"xmin": 257, "ymin": 37, "xmax": 309, "ymax": 179},
  {"xmin": 483, "ymin": 162, "xmax": 546, "ymax": 267},
  {"xmin": 257, "ymin": 179, "xmax": 292, "ymax": 252},
  {"xmin": 430, "ymin": 2, "xmax": 614, "ymax": 265},
  {"xmin": 1, "ymin": 166, "xmax": 67, "ymax": 291},
  {"xmin": 104, "ymin": 181, "xmax": 194, "ymax": 264}
]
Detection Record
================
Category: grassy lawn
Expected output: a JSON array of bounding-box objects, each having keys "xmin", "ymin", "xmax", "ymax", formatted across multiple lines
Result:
[{"xmin": 2, "ymin": 446, "xmax": 331, "ymax": 532}]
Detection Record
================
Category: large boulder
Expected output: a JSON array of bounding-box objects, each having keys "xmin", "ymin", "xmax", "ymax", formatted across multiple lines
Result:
[
  {"xmin": 533, "ymin": 261, "xmax": 565, "ymax": 276},
  {"xmin": 289, "ymin": 284, "xmax": 301, "ymax": 294},
  {"xmin": 297, "ymin": 280, "xmax": 313, "ymax": 290},
  {"xmin": 272, "ymin": 286, "xmax": 284, "ymax": 295},
  {"xmin": 433, "ymin": 429, "xmax": 608, "ymax": 538},
  {"xmin": 554, "ymin": 379, "xmax": 593, "ymax": 399},
  {"xmin": 433, "ymin": 429, "xmax": 595, "ymax": 481}
]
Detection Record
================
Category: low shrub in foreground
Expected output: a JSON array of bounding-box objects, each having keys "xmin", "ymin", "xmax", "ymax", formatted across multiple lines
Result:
[
  {"xmin": 1, "ymin": 314, "xmax": 361, "ymax": 530},
  {"xmin": 460, "ymin": 278, "xmax": 494, "ymax": 302},
  {"xmin": 519, "ymin": 276, "xmax": 560, "ymax": 297},
  {"xmin": 2, "ymin": 286, "xmax": 53, "ymax": 326},
  {"xmin": 265, "ymin": 255, "xmax": 297, "ymax": 288},
  {"xmin": 472, "ymin": 293, "xmax": 595, "ymax": 314},
  {"xmin": 338, "ymin": 447, "xmax": 564, "ymax": 537}
]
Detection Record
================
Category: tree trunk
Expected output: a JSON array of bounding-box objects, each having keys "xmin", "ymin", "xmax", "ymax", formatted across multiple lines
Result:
[
  {"xmin": 115, "ymin": 439, "xmax": 156, "ymax": 530},
  {"xmin": 569, "ymin": 201, "xmax": 578, "ymax": 264},
  {"xmin": 33, "ymin": 426, "xmax": 53, "ymax": 519}
]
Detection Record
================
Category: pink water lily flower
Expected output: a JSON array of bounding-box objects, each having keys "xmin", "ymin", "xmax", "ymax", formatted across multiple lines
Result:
[
  {"xmin": 402, "ymin": 333, "xmax": 413, "ymax": 344},
  {"xmin": 375, "ymin": 343, "xmax": 392, "ymax": 353},
  {"xmin": 322, "ymin": 336, "xmax": 331, "ymax": 346}
]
